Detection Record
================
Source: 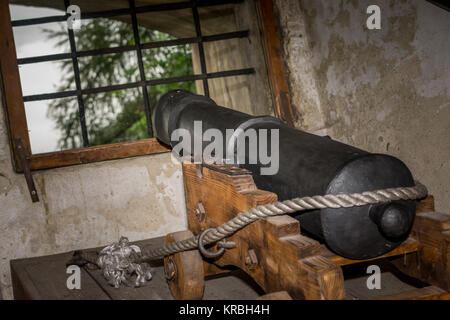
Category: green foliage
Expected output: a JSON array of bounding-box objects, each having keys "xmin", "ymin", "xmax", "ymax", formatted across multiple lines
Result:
[{"xmin": 45, "ymin": 18, "xmax": 196, "ymax": 149}]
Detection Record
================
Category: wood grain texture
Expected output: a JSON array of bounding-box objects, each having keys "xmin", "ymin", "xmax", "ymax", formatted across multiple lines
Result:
[
  {"xmin": 321, "ymin": 238, "xmax": 420, "ymax": 266},
  {"xmin": 257, "ymin": 0, "xmax": 296, "ymax": 127},
  {"xmin": 0, "ymin": 0, "xmax": 31, "ymax": 172},
  {"xmin": 10, "ymin": 253, "xmax": 110, "ymax": 300},
  {"xmin": 257, "ymin": 291, "xmax": 292, "ymax": 300},
  {"xmin": 182, "ymin": 162, "xmax": 345, "ymax": 300},
  {"xmin": 416, "ymin": 196, "xmax": 435, "ymax": 213},
  {"xmin": 375, "ymin": 286, "xmax": 450, "ymax": 300},
  {"xmin": 11, "ymin": 236, "xmax": 182, "ymax": 300},
  {"xmin": 391, "ymin": 199, "xmax": 450, "ymax": 292},
  {"xmin": 164, "ymin": 230, "xmax": 205, "ymax": 300},
  {"xmin": 29, "ymin": 138, "xmax": 170, "ymax": 170}
]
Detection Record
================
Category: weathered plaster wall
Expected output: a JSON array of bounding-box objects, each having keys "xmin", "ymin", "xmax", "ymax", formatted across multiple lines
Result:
[
  {"xmin": 276, "ymin": 0, "xmax": 450, "ymax": 212},
  {"xmin": 0, "ymin": 85, "xmax": 187, "ymax": 299}
]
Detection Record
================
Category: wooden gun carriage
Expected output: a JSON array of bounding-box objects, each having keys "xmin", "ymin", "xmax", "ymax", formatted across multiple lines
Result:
[{"xmin": 162, "ymin": 161, "xmax": 450, "ymax": 300}]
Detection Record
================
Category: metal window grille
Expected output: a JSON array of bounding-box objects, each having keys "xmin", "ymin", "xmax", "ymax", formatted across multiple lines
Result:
[{"xmin": 11, "ymin": 0, "xmax": 255, "ymax": 148}]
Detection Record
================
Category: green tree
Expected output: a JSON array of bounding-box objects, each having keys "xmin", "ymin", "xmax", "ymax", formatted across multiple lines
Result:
[{"xmin": 45, "ymin": 18, "xmax": 196, "ymax": 149}]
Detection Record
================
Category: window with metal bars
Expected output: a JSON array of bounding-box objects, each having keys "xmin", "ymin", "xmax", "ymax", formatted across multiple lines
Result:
[{"xmin": 0, "ymin": 0, "xmax": 294, "ymax": 172}]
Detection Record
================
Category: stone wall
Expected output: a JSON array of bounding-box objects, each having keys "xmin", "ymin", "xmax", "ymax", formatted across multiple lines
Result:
[{"xmin": 275, "ymin": 0, "xmax": 450, "ymax": 213}]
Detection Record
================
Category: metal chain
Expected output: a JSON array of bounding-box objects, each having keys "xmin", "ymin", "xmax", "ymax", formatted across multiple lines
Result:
[{"xmin": 136, "ymin": 181, "xmax": 428, "ymax": 262}]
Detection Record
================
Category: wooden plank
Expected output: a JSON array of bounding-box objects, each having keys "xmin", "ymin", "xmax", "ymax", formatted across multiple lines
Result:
[
  {"xmin": 30, "ymin": 138, "xmax": 170, "ymax": 170},
  {"xmin": 257, "ymin": 291, "xmax": 292, "ymax": 300},
  {"xmin": 0, "ymin": 0, "xmax": 31, "ymax": 172},
  {"xmin": 10, "ymin": 235, "xmax": 263, "ymax": 300},
  {"xmin": 203, "ymin": 261, "xmax": 232, "ymax": 278},
  {"xmin": 83, "ymin": 266, "xmax": 173, "ymax": 300},
  {"xmin": 391, "ymin": 211, "xmax": 450, "ymax": 291},
  {"xmin": 257, "ymin": 0, "xmax": 296, "ymax": 127},
  {"xmin": 321, "ymin": 238, "xmax": 420, "ymax": 266},
  {"xmin": 10, "ymin": 252, "xmax": 110, "ymax": 300},
  {"xmin": 10, "ymin": 237, "xmax": 168, "ymax": 300},
  {"xmin": 414, "ymin": 212, "xmax": 450, "ymax": 231},
  {"xmin": 443, "ymin": 230, "xmax": 450, "ymax": 290},
  {"xmin": 80, "ymin": 236, "xmax": 174, "ymax": 300},
  {"xmin": 416, "ymin": 196, "xmax": 435, "ymax": 213},
  {"xmin": 375, "ymin": 286, "xmax": 450, "ymax": 300},
  {"xmin": 264, "ymin": 215, "xmax": 300, "ymax": 238}
]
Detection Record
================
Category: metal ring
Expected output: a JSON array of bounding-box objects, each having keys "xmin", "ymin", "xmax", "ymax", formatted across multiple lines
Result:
[{"xmin": 197, "ymin": 228, "xmax": 226, "ymax": 259}]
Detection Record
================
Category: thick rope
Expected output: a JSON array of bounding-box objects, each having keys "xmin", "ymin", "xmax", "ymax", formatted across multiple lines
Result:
[
  {"xmin": 84, "ymin": 182, "xmax": 427, "ymax": 287},
  {"xmin": 136, "ymin": 181, "xmax": 428, "ymax": 262}
]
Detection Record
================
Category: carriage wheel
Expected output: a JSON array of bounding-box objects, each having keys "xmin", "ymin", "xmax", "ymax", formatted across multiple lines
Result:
[{"xmin": 164, "ymin": 230, "xmax": 205, "ymax": 300}]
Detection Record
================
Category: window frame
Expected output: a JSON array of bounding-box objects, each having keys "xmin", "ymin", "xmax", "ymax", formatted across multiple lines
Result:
[{"xmin": 0, "ymin": 0, "xmax": 294, "ymax": 173}]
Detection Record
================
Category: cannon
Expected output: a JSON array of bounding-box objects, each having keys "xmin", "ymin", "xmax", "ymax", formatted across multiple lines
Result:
[
  {"xmin": 65, "ymin": 90, "xmax": 448, "ymax": 300},
  {"xmin": 154, "ymin": 90, "xmax": 416, "ymax": 260}
]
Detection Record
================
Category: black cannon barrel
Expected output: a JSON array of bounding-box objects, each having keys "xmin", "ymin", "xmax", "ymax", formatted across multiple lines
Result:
[{"xmin": 154, "ymin": 90, "xmax": 416, "ymax": 259}]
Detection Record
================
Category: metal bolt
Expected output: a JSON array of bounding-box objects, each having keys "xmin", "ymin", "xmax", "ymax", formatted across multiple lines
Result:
[
  {"xmin": 195, "ymin": 202, "xmax": 206, "ymax": 221},
  {"xmin": 196, "ymin": 163, "xmax": 203, "ymax": 178},
  {"xmin": 217, "ymin": 241, "xmax": 237, "ymax": 249},
  {"xmin": 164, "ymin": 256, "xmax": 177, "ymax": 281},
  {"xmin": 245, "ymin": 249, "xmax": 258, "ymax": 266}
]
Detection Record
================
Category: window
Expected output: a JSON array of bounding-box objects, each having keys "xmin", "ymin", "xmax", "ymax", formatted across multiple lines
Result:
[{"xmin": 0, "ymin": 0, "xmax": 294, "ymax": 172}]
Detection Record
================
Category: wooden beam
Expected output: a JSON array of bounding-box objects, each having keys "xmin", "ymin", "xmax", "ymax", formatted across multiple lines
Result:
[
  {"xmin": 375, "ymin": 286, "xmax": 450, "ymax": 300},
  {"xmin": 391, "ymin": 211, "xmax": 450, "ymax": 291},
  {"xmin": 321, "ymin": 238, "xmax": 420, "ymax": 266},
  {"xmin": 0, "ymin": 0, "xmax": 31, "ymax": 172},
  {"xmin": 416, "ymin": 196, "xmax": 435, "ymax": 213},
  {"xmin": 30, "ymin": 138, "xmax": 170, "ymax": 170},
  {"xmin": 257, "ymin": 291, "xmax": 293, "ymax": 300},
  {"xmin": 258, "ymin": 0, "xmax": 296, "ymax": 127}
]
